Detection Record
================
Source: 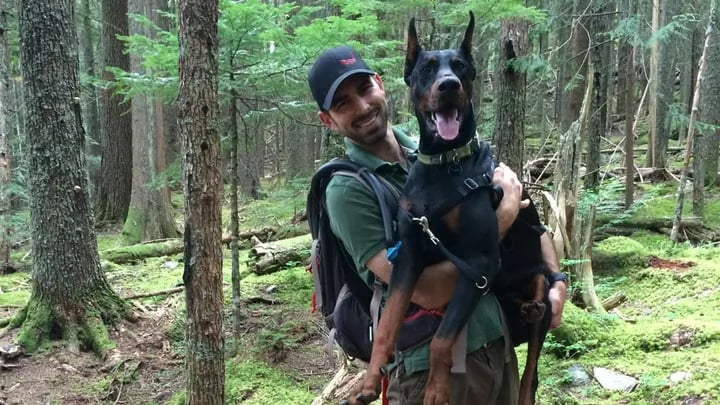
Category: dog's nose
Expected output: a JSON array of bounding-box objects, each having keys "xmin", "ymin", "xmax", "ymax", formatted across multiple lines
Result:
[{"xmin": 438, "ymin": 77, "xmax": 461, "ymax": 93}]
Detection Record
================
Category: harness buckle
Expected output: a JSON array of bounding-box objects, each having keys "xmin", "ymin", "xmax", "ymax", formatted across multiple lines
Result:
[
  {"xmin": 464, "ymin": 178, "xmax": 479, "ymax": 190},
  {"xmin": 412, "ymin": 216, "xmax": 439, "ymax": 245},
  {"xmin": 475, "ymin": 276, "xmax": 489, "ymax": 294}
]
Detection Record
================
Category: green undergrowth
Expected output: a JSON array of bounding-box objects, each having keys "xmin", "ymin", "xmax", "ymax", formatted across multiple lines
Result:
[
  {"xmin": 5, "ymin": 174, "xmax": 720, "ymax": 404},
  {"xmin": 531, "ymin": 232, "xmax": 720, "ymax": 404}
]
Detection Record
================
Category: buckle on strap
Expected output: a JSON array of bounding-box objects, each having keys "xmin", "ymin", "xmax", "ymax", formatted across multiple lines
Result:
[{"xmin": 464, "ymin": 178, "xmax": 479, "ymax": 190}]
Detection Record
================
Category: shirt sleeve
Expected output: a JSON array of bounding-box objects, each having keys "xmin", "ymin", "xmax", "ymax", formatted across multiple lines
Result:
[{"xmin": 325, "ymin": 175, "xmax": 388, "ymax": 276}]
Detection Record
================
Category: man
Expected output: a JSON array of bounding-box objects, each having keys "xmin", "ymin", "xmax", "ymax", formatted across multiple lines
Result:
[{"xmin": 308, "ymin": 46, "xmax": 566, "ymax": 404}]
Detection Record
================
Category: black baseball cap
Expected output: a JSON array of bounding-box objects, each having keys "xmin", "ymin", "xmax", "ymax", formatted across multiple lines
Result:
[{"xmin": 308, "ymin": 46, "xmax": 374, "ymax": 110}]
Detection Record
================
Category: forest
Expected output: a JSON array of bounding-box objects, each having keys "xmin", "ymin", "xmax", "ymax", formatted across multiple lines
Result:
[{"xmin": 0, "ymin": 0, "xmax": 718, "ymax": 404}]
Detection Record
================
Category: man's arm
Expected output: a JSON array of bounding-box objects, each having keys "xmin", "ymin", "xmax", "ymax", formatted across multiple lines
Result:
[
  {"xmin": 365, "ymin": 162, "xmax": 527, "ymax": 310},
  {"xmin": 541, "ymin": 232, "xmax": 566, "ymax": 329}
]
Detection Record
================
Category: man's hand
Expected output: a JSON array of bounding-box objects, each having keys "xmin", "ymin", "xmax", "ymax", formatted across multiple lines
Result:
[
  {"xmin": 493, "ymin": 163, "xmax": 528, "ymax": 237},
  {"xmin": 548, "ymin": 281, "xmax": 567, "ymax": 329}
]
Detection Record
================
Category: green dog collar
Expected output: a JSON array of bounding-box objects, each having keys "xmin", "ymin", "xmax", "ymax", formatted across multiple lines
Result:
[{"xmin": 416, "ymin": 137, "xmax": 480, "ymax": 165}]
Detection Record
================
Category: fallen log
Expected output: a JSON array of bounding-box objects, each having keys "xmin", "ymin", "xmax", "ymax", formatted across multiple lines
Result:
[
  {"xmin": 124, "ymin": 287, "xmax": 184, "ymax": 300},
  {"xmin": 100, "ymin": 226, "xmax": 299, "ymax": 264},
  {"xmin": 249, "ymin": 241, "xmax": 310, "ymax": 275},
  {"xmin": 595, "ymin": 216, "xmax": 718, "ymax": 243},
  {"xmin": 601, "ymin": 291, "xmax": 627, "ymax": 311},
  {"xmin": 311, "ymin": 364, "xmax": 365, "ymax": 405}
]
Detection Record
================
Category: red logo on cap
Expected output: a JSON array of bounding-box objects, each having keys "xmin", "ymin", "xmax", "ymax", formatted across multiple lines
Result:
[{"xmin": 338, "ymin": 54, "xmax": 356, "ymax": 65}]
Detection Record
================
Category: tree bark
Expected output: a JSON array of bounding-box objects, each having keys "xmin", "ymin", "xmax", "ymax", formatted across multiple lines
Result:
[
  {"xmin": 95, "ymin": 0, "xmax": 132, "ymax": 225},
  {"xmin": 78, "ymin": 0, "xmax": 101, "ymax": 186},
  {"xmin": 671, "ymin": 0, "xmax": 715, "ymax": 243},
  {"xmin": 559, "ymin": 0, "xmax": 590, "ymax": 133},
  {"xmin": 123, "ymin": 0, "xmax": 177, "ymax": 243},
  {"xmin": 700, "ymin": 1, "xmax": 720, "ymax": 187},
  {"xmin": 648, "ymin": 0, "xmax": 679, "ymax": 168},
  {"xmin": 624, "ymin": 43, "xmax": 636, "ymax": 209},
  {"xmin": 585, "ymin": 7, "xmax": 609, "ymax": 192},
  {"xmin": 229, "ymin": 87, "xmax": 243, "ymax": 333},
  {"xmin": 493, "ymin": 18, "xmax": 528, "ymax": 174},
  {"xmin": 0, "ymin": 0, "xmax": 11, "ymax": 273},
  {"xmin": 178, "ymin": 0, "xmax": 224, "ymax": 403},
  {"xmin": 16, "ymin": 0, "xmax": 127, "ymax": 355}
]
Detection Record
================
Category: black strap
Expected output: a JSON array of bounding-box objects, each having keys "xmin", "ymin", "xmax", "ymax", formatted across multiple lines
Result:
[
  {"xmin": 309, "ymin": 159, "xmax": 399, "ymax": 313},
  {"xmin": 424, "ymin": 171, "xmax": 494, "ymax": 223}
]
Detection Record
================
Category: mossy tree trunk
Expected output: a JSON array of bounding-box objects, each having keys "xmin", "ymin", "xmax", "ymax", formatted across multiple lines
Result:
[
  {"xmin": 178, "ymin": 0, "xmax": 225, "ymax": 403},
  {"xmin": 492, "ymin": 18, "xmax": 528, "ymax": 174},
  {"xmin": 95, "ymin": 0, "xmax": 132, "ymax": 225},
  {"xmin": 16, "ymin": 0, "xmax": 127, "ymax": 355},
  {"xmin": 122, "ymin": 0, "xmax": 177, "ymax": 243}
]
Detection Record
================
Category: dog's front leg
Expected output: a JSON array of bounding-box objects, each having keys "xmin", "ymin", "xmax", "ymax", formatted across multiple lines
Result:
[{"xmin": 346, "ymin": 229, "xmax": 425, "ymax": 405}]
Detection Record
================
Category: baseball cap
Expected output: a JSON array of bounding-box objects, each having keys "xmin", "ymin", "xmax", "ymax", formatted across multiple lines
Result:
[{"xmin": 307, "ymin": 46, "xmax": 374, "ymax": 110}]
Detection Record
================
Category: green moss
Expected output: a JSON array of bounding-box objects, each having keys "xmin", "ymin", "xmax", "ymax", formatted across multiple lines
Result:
[
  {"xmin": 120, "ymin": 207, "xmax": 144, "ymax": 244},
  {"xmin": 225, "ymin": 359, "xmax": 316, "ymax": 404},
  {"xmin": 0, "ymin": 289, "xmax": 30, "ymax": 307},
  {"xmin": 546, "ymin": 303, "xmax": 618, "ymax": 358},
  {"xmin": 15, "ymin": 296, "xmax": 54, "ymax": 353},
  {"xmin": 592, "ymin": 236, "xmax": 648, "ymax": 274}
]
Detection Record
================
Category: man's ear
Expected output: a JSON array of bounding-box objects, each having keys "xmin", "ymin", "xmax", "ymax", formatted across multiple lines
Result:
[
  {"xmin": 372, "ymin": 73, "xmax": 385, "ymax": 91},
  {"xmin": 318, "ymin": 110, "xmax": 335, "ymax": 130}
]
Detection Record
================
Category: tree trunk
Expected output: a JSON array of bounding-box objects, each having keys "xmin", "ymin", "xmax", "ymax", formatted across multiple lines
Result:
[
  {"xmin": 123, "ymin": 0, "xmax": 177, "ymax": 243},
  {"xmin": 95, "ymin": 0, "xmax": 132, "ymax": 224},
  {"xmin": 624, "ymin": 43, "xmax": 636, "ymax": 209},
  {"xmin": 78, "ymin": 0, "xmax": 101, "ymax": 188},
  {"xmin": 493, "ymin": 18, "xmax": 528, "ymax": 174},
  {"xmin": 16, "ymin": 0, "xmax": 127, "ymax": 355},
  {"xmin": 559, "ymin": 0, "xmax": 590, "ymax": 133},
  {"xmin": 178, "ymin": 0, "xmax": 224, "ymax": 403},
  {"xmin": 585, "ymin": 7, "xmax": 609, "ymax": 191},
  {"xmin": 648, "ymin": 0, "xmax": 679, "ymax": 168},
  {"xmin": 229, "ymin": 88, "xmax": 243, "ymax": 333},
  {"xmin": 0, "ymin": 0, "xmax": 10, "ymax": 273},
  {"xmin": 671, "ymin": 0, "xmax": 715, "ymax": 243},
  {"xmin": 701, "ymin": 2, "xmax": 720, "ymax": 187},
  {"xmin": 237, "ymin": 102, "xmax": 260, "ymax": 199}
]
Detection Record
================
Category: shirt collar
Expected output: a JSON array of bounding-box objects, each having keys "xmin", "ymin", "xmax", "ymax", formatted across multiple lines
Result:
[{"xmin": 345, "ymin": 127, "xmax": 418, "ymax": 171}]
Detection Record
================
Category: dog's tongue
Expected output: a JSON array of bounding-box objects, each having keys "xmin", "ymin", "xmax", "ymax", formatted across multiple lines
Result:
[{"xmin": 435, "ymin": 110, "xmax": 460, "ymax": 140}]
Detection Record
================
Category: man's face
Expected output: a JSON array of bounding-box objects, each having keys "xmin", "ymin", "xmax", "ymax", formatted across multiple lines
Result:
[{"xmin": 318, "ymin": 74, "xmax": 389, "ymax": 147}]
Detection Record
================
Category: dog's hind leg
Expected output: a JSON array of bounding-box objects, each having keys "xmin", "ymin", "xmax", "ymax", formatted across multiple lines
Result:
[
  {"xmin": 518, "ymin": 281, "xmax": 551, "ymax": 405},
  {"xmin": 349, "ymin": 223, "xmax": 426, "ymax": 405}
]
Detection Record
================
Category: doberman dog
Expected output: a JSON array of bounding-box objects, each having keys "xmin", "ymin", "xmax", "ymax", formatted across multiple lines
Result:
[
  {"xmin": 346, "ymin": 12, "xmax": 503, "ymax": 405},
  {"xmin": 344, "ymin": 11, "xmax": 552, "ymax": 405}
]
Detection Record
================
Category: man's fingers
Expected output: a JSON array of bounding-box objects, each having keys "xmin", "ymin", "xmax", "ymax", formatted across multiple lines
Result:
[{"xmin": 520, "ymin": 198, "xmax": 530, "ymax": 209}]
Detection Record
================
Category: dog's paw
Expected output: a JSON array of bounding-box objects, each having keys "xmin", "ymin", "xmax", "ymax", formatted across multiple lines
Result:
[
  {"xmin": 341, "ymin": 391, "xmax": 379, "ymax": 405},
  {"xmin": 520, "ymin": 300, "xmax": 546, "ymax": 323},
  {"xmin": 343, "ymin": 377, "xmax": 381, "ymax": 405}
]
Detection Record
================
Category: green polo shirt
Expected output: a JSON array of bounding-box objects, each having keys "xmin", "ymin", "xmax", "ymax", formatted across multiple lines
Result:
[{"xmin": 325, "ymin": 127, "xmax": 504, "ymax": 375}]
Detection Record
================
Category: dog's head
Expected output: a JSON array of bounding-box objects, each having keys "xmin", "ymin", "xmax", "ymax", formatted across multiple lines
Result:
[{"xmin": 404, "ymin": 12, "xmax": 477, "ymax": 154}]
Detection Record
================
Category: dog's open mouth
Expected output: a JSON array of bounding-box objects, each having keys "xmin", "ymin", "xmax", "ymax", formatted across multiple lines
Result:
[{"xmin": 429, "ymin": 109, "xmax": 461, "ymax": 141}]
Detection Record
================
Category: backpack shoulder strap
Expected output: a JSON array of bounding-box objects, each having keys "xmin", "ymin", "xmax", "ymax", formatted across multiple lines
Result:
[{"xmin": 307, "ymin": 159, "xmax": 399, "ymax": 315}]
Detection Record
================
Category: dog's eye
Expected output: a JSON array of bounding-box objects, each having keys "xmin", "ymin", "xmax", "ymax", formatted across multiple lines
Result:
[
  {"xmin": 421, "ymin": 63, "xmax": 433, "ymax": 74},
  {"xmin": 452, "ymin": 60, "xmax": 466, "ymax": 71}
]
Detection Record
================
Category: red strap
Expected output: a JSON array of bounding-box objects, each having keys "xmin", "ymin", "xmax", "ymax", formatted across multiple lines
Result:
[{"xmin": 381, "ymin": 375, "xmax": 389, "ymax": 405}]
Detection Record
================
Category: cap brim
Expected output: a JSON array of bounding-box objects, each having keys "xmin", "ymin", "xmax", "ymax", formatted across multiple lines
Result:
[{"xmin": 322, "ymin": 69, "xmax": 375, "ymax": 110}]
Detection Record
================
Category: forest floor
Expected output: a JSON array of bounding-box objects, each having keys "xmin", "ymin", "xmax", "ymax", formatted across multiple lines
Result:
[{"xmin": 1, "ymin": 168, "xmax": 720, "ymax": 404}]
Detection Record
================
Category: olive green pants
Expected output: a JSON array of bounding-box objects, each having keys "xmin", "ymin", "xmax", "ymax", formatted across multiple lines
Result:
[{"xmin": 385, "ymin": 337, "xmax": 519, "ymax": 405}]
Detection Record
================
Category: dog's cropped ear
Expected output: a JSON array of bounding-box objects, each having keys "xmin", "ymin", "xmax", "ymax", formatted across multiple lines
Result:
[
  {"xmin": 404, "ymin": 17, "xmax": 421, "ymax": 86},
  {"xmin": 461, "ymin": 11, "xmax": 475, "ymax": 60}
]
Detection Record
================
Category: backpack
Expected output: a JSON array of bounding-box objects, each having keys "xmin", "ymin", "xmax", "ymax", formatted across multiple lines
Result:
[{"xmin": 306, "ymin": 159, "xmax": 442, "ymax": 363}]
